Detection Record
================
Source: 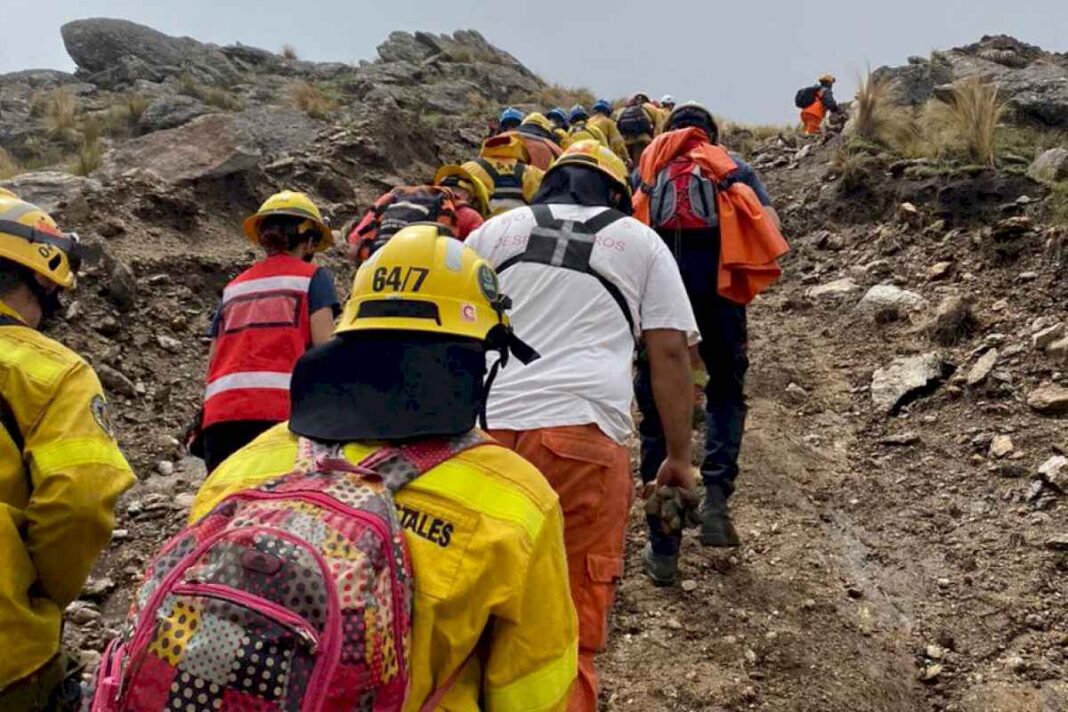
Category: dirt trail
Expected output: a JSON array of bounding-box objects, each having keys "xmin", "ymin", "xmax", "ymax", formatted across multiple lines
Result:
[{"xmin": 600, "ymin": 287, "xmax": 927, "ymax": 711}]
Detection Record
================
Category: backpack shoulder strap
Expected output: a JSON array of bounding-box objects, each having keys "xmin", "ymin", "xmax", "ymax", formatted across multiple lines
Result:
[
  {"xmin": 356, "ymin": 430, "xmax": 493, "ymax": 493},
  {"xmin": 513, "ymin": 162, "xmax": 526, "ymax": 182},
  {"xmin": 497, "ymin": 206, "xmax": 637, "ymax": 336},
  {"xmin": 583, "ymin": 207, "xmax": 628, "ymax": 234},
  {"xmin": 474, "ymin": 157, "xmax": 500, "ymax": 182}
]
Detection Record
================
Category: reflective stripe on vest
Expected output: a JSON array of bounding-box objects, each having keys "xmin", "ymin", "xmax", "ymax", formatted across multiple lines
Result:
[
  {"xmin": 223, "ymin": 275, "xmax": 312, "ymax": 302},
  {"xmin": 497, "ymin": 206, "xmax": 635, "ymax": 335},
  {"xmin": 476, "ymin": 158, "xmax": 526, "ymax": 202},
  {"xmin": 204, "ymin": 255, "xmax": 316, "ymax": 427},
  {"xmin": 205, "ymin": 371, "xmax": 293, "ymax": 400}
]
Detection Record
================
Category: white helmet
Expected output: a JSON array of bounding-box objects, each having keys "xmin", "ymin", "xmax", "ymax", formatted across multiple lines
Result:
[{"xmin": 660, "ymin": 94, "xmax": 676, "ymax": 106}]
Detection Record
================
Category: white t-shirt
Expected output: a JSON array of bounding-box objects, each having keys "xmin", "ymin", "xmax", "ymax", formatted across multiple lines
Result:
[{"xmin": 465, "ymin": 204, "xmax": 699, "ymax": 444}]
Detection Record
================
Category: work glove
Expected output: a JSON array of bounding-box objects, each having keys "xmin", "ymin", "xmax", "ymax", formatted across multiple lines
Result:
[{"xmin": 644, "ymin": 485, "xmax": 702, "ymax": 537}]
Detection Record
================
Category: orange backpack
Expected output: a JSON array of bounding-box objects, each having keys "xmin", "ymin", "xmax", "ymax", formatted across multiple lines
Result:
[{"xmin": 352, "ymin": 186, "xmax": 460, "ymax": 263}]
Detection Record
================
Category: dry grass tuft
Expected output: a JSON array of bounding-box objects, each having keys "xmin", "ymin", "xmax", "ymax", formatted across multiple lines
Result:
[
  {"xmin": 43, "ymin": 87, "xmax": 79, "ymax": 133},
  {"xmin": 919, "ymin": 77, "xmax": 1005, "ymax": 166},
  {"xmin": 281, "ymin": 44, "xmax": 298, "ymax": 60},
  {"xmin": 126, "ymin": 94, "xmax": 150, "ymax": 124},
  {"xmin": 290, "ymin": 82, "xmax": 338, "ymax": 119},
  {"xmin": 70, "ymin": 135, "xmax": 103, "ymax": 176},
  {"xmin": 0, "ymin": 147, "xmax": 22, "ymax": 179},
  {"xmin": 178, "ymin": 75, "xmax": 243, "ymax": 111},
  {"xmin": 850, "ymin": 70, "xmax": 917, "ymax": 148},
  {"xmin": 534, "ymin": 84, "xmax": 596, "ymax": 112}
]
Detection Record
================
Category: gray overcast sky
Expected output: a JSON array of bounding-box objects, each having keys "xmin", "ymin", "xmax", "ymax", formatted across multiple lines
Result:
[{"xmin": 1, "ymin": 1, "xmax": 1064, "ymax": 124}]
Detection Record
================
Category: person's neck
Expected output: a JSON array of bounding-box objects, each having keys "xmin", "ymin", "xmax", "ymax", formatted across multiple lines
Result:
[{"xmin": 0, "ymin": 287, "xmax": 41, "ymax": 328}]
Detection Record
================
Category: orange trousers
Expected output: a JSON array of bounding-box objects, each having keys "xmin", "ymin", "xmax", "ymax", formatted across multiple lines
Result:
[
  {"xmin": 801, "ymin": 107, "xmax": 824, "ymax": 135},
  {"xmin": 488, "ymin": 424, "xmax": 632, "ymax": 712}
]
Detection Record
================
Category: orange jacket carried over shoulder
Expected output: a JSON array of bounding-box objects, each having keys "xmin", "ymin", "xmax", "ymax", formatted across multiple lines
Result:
[
  {"xmin": 633, "ymin": 127, "xmax": 789, "ymax": 305},
  {"xmin": 800, "ymin": 89, "xmax": 826, "ymax": 134}
]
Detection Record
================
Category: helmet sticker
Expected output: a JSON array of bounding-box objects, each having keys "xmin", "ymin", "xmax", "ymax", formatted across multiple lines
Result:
[
  {"xmin": 477, "ymin": 264, "xmax": 499, "ymax": 301},
  {"xmin": 461, "ymin": 304, "xmax": 477, "ymax": 322},
  {"xmin": 444, "ymin": 238, "xmax": 464, "ymax": 272},
  {"xmin": 91, "ymin": 395, "xmax": 116, "ymax": 439}
]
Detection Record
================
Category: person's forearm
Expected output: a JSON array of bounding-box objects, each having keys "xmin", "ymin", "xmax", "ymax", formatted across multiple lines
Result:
[{"xmin": 647, "ymin": 331, "xmax": 693, "ymax": 461}]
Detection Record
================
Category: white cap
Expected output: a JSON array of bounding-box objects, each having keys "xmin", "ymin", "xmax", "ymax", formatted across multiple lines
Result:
[{"xmin": 661, "ymin": 94, "xmax": 675, "ymax": 104}]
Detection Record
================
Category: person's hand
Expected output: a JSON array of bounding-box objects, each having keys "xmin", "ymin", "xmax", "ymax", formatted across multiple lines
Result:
[
  {"xmin": 642, "ymin": 457, "xmax": 696, "ymax": 499},
  {"xmin": 656, "ymin": 457, "xmax": 696, "ymax": 490}
]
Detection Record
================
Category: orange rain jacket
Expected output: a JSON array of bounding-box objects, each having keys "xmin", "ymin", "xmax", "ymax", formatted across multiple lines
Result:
[{"xmin": 633, "ymin": 127, "xmax": 789, "ymax": 305}]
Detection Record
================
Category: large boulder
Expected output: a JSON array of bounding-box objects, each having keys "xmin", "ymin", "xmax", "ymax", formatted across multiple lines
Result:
[
  {"xmin": 1027, "ymin": 148, "xmax": 1068, "ymax": 183},
  {"xmin": 101, "ymin": 107, "xmax": 321, "ymax": 184},
  {"xmin": 61, "ymin": 18, "xmax": 240, "ymax": 87}
]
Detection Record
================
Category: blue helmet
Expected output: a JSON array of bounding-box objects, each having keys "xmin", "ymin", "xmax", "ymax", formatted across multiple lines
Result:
[
  {"xmin": 499, "ymin": 107, "xmax": 524, "ymax": 128},
  {"xmin": 592, "ymin": 99, "xmax": 612, "ymax": 115},
  {"xmin": 546, "ymin": 107, "xmax": 568, "ymax": 126},
  {"xmin": 569, "ymin": 104, "xmax": 589, "ymax": 123}
]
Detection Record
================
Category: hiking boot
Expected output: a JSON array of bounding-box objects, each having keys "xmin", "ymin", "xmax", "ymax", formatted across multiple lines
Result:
[
  {"xmin": 699, "ymin": 487, "xmax": 741, "ymax": 547},
  {"xmin": 642, "ymin": 543, "xmax": 679, "ymax": 587}
]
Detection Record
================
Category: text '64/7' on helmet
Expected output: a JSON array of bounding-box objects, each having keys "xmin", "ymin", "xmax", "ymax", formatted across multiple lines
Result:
[
  {"xmin": 338, "ymin": 223, "xmax": 518, "ymax": 345},
  {"xmin": 0, "ymin": 194, "xmax": 87, "ymax": 289}
]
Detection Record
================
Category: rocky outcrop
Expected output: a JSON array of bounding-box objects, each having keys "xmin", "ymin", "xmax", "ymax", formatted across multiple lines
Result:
[
  {"xmin": 61, "ymin": 18, "xmax": 241, "ymax": 87},
  {"xmin": 874, "ymin": 35, "xmax": 1068, "ymax": 127},
  {"xmin": 102, "ymin": 107, "xmax": 321, "ymax": 184}
]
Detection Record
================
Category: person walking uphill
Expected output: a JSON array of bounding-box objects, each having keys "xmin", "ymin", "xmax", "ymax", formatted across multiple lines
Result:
[
  {"xmin": 587, "ymin": 99, "xmax": 629, "ymax": 164},
  {"xmin": 197, "ymin": 190, "xmax": 339, "ymax": 472},
  {"xmin": 632, "ymin": 102, "xmax": 788, "ymax": 584},
  {"xmin": 797, "ymin": 74, "xmax": 839, "ymax": 135},
  {"xmin": 165, "ymin": 226, "xmax": 577, "ymax": 711},
  {"xmin": 466, "ymin": 141, "xmax": 699, "ymax": 711},
  {"xmin": 0, "ymin": 194, "xmax": 134, "ymax": 711}
]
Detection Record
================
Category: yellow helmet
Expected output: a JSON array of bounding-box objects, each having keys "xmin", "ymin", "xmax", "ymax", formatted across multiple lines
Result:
[
  {"xmin": 565, "ymin": 123, "xmax": 609, "ymax": 150},
  {"xmin": 819, "ymin": 74, "xmax": 836, "ymax": 85},
  {"xmin": 290, "ymin": 223, "xmax": 537, "ymax": 441},
  {"xmin": 520, "ymin": 112, "xmax": 554, "ymax": 135},
  {"xmin": 337, "ymin": 223, "xmax": 512, "ymax": 342},
  {"xmin": 0, "ymin": 195, "xmax": 85, "ymax": 290},
  {"xmin": 433, "ymin": 164, "xmax": 490, "ymax": 217},
  {"xmin": 242, "ymin": 190, "xmax": 333, "ymax": 252},
  {"xmin": 548, "ymin": 139, "xmax": 631, "ymax": 196}
]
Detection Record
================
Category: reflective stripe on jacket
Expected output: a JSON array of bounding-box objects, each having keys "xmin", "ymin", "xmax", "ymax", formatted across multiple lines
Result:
[
  {"xmin": 0, "ymin": 300, "xmax": 134, "ymax": 688},
  {"xmin": 463, "ymin": 158, "xmax": 544, "ymax": 216},
  {"xmin": 190, "ymin": 424, "xmax": 578, "ymax": 711},
  {"xmin": 203, "ymin": 254, "xmax": 318, "ymax": 428}
]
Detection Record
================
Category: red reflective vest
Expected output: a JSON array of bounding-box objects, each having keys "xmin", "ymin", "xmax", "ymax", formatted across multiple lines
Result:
[{"xmin": 203, "ymin": 254, "xmax": 317, "ymax": 428}]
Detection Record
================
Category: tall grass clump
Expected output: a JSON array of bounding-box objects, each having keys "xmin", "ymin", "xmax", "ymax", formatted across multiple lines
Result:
[
  {"xmin": 850, "ymin": 70, "xmax": 917, "ymax": 149},
  {"xmin": 0, "ymin": 147, "xmax": 21, "ymax": 179},
  {"xmin": 70, "ymin": 135, "xmax": 103, "ymax": 176},
  {"xmin": 281, "ymin": 44, "xmax": 298, "ymax": 60},
  {"xmin": 920, "ymin": 77, "xmax": 1005, "ymax": 166},
  {"xmin": 290, "ymin": 82, "xmax": 338, "ymax": 119},
  {"xmin": 43, "ymin": 87, "xmax": 79, "ymax": 133}
]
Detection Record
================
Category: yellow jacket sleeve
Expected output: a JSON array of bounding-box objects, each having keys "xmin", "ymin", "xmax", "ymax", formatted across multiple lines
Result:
[
  {"xmin": 521, "ymin": 165, "xmax": 544, "ymax": 204},
  {"xmin": 482, "ymin": 502, "xmax": 578, "ymax": 712},
  {"xmin": 22, "ymin": 361, "xmax": 135, "ymax": 606}
]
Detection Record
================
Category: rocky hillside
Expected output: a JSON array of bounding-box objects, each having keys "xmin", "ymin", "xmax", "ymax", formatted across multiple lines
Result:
[
  {"xmin": 1, "ymin": 19, "xmax": 1067, "ymax": 712},
  {"xmin": 875, "ymin": 34, "xmax": 1068, "ymax": 127}
]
